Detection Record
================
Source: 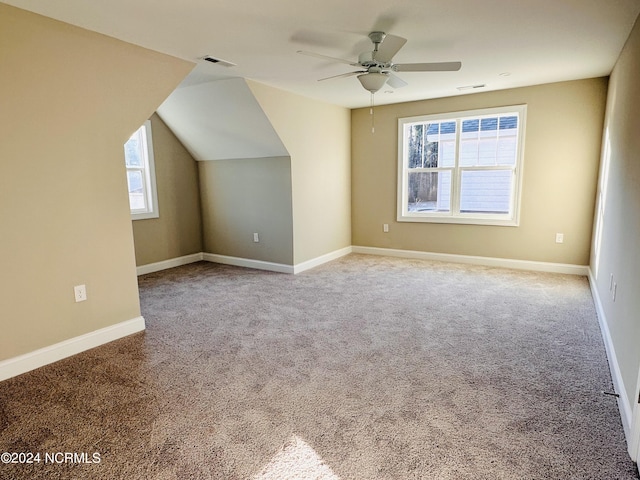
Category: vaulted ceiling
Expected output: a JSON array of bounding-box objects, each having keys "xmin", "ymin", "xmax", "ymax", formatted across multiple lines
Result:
[{"xmin": 5, "ymin": 0, "xmax": 640, "ymax": 108}]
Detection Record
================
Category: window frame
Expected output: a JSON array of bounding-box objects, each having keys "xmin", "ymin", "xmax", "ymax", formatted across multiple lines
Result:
[
  {"xmin": 125, "ymin": 120, "xmax": 159, "ymax": 220},
  {"xmin": 397, "ymin": 105, "xmax": 527, "ymax": 226}
]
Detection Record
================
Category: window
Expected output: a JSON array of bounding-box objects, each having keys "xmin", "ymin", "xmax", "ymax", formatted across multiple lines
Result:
[
  {"xmin": 398, "ymin": 105, "xmax": 526, "ymax": 226},
  {"xmin": 124, "ymin": 120, "xmax": 159, "ymax": 220}
]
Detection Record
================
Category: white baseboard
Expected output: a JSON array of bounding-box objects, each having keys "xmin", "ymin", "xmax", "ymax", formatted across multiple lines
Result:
[
  {"xmin": 138, "ymin": 247, "xmax": 588, "ymax": 277},
  {"xmin": 587, "ymin": 268, "xmax": 633, "ymax": 442},
  {"xmin": 0, "ymin": 316, "xmax": 145, "ymax": 382},
  {"xmin": 629, "ymin": 370, "xmax": 640, "ymax": 462},
  {"xmin": 203, "ymin": 253, "xmax": 295, "ymax": 274},
  {"xmin": 588, "ymin": 268, "xmax": 635, "ymax": 448},
  {"xmin": 293, "ymin": 246, "xmax": 353, "ymax": 274},
  {"xmin": 137, "ymin": 248, "xmax": 353, "ymax": 276},
  {"xmin": 204, "ymin": 247, "xmax": 353, "ymax": 275},
  {"xmin": 137, "ymin": 252, "xmax": 204, "ymax": 276},
  {"xmin": 352, "ymin": 246, "xmax": 589, "ymax": 275}
]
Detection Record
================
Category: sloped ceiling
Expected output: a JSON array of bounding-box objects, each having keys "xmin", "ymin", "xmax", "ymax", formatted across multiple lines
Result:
[{"xmin": 157, "ymin": 78, "xmax": 288, "ymax": 161}]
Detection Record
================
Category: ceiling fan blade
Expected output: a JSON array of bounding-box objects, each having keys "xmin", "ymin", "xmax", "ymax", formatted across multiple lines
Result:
[
  {"xmin": 297, "ymin": 50, "xmax": 358, "ymax": 66},
  {"xmin": 394, "ymin": 61, "xmax": 462, "ymax": 72},
  {"xmin": 386, "ymin": 73, "xmax": 408, "ymax": 89},
  {"xmin": 317, "ymin": 71, "xmax": 366, "ymax": 82},
  {"xmin": 375, "ymin": 34, "xmax": 407, "ymax": 63}
]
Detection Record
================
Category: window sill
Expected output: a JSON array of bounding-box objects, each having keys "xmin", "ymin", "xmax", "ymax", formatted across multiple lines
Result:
[
  {"xmin": 397, "ymin": 214, "xmax": 519, "ymax": 227},
  {"xmin": 131, "ymin": 211, "xmax": 159, "ymax": 221}
]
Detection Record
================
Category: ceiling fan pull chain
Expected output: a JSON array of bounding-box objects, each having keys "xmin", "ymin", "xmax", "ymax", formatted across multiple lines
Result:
[{"xmin": 370, "ymin": 92, "xmax": 375, "ymax": 133}]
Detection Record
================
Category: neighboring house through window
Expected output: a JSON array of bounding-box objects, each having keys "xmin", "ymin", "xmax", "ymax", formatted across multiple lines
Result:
[
  {"xmin": 124, "ymin": 120, "xmax": 159, "ymax": 220},
  {"xmin": 397, "ymin": 105, "xmax": 526, "ymax": 226}
]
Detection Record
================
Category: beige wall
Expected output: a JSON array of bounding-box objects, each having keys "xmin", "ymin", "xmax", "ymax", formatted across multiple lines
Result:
[
  {"xmin": 199, "ymin": 157, "xmax": 294, "ymax": 265},
  {"xmin": 132, "ymin": 113, "xmax": 203, "ymax": 266},
  {"xmin": 248, "ymin": 81, "xmax": 352, "ymax": 265},
  {"xmin": 0, "ymin": 5, "xmax": 192, "ymax": 360},
  {"xmin": 352, "ymin": 78, "xmax": 608, "ymax": 265},
  {"xmin": 590, "ymin": 17, "xmax": 640, "ymax": 412}
]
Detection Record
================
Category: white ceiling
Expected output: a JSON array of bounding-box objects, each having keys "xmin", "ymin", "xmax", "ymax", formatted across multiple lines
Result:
[{"xmin": 5, "ymin": 0, "xmax": 640, "ymax": 108}]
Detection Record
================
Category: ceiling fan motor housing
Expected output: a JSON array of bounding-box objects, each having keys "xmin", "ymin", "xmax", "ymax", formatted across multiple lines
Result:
[{"xmin": 358, "ymin": 51, "xmax": 392, "ymax": 70}]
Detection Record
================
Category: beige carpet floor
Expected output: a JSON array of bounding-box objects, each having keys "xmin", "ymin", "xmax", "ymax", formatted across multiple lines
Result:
[{"xmin": 0, "ymin": 254, "xmax": 638, "ymax": 479}]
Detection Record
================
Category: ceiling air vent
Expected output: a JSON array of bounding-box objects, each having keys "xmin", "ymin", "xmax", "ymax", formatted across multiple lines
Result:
[
  {"xmin": 202, "ymin": 55, "xmax": 236, "ymax": 68},
  {"xmin": 456, "ymin": 84, "xmax": 486, "ymax": 91}
]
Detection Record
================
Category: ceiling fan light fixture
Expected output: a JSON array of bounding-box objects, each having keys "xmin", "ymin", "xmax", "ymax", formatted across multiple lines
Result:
[{"xmin": 357, "ymin": 72, "xmax": 388, "ymax": 93}]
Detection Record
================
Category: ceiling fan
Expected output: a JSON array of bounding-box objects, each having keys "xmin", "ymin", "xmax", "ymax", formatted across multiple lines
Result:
[{"xmin": 298, "ymin": 31, "xmax": 461, "ymax": 94}]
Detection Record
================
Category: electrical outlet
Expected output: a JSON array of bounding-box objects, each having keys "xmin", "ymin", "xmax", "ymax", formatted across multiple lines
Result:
[
  {"xmin": 74, "ymin": 284, "xmax": 87, "ymax": 303},
  {"xmin": 253, "ymin": 232, "xmax": 259, "ymax": 243},
  {"xmin": 555, "ymin": 233, "xmax": 564, "ymax": 244},
  {"xmin": 383, "ymin": 224, "xmax": 389, "ymax": 233}
]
